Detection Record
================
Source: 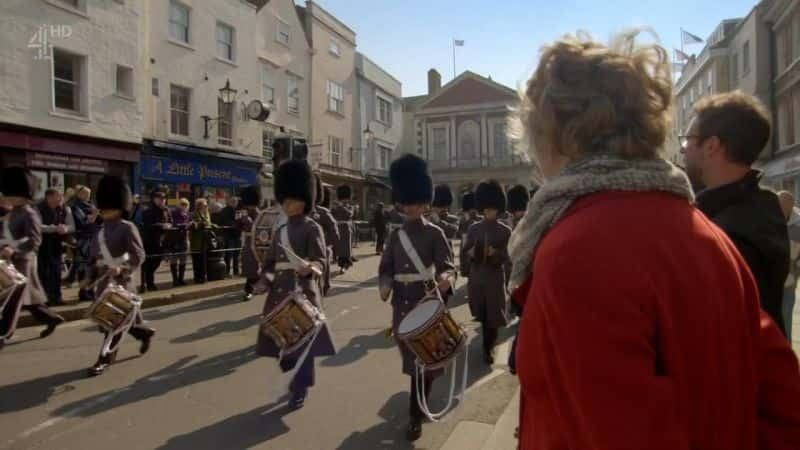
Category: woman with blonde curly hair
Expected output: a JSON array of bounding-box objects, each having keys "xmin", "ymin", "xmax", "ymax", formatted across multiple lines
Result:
[{"xmin": 509, "ymin": 30, "xmax": 800, "ymax": 449}]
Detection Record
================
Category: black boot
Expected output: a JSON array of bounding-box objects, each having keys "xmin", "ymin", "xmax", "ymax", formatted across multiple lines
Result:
[
  {"xmin": 483, "ymin": 326, "xmax": 498, "ymax": 365},
  {"xmin": 289, "ymin": 387, "xmax": 307, "ymax": 410},
  {"xmin": 170, "ymin": 264, "xmax": 179, "ymax": 287},
  {"xmin": 407, "ymin": 416, "xmax": 422, "ymax": 441},
  {"xmin": 133, "ymin": 327, "xmax": 156, "ymax": 355},
  {"xmin": 88, "ymin": 352, "xmax": 116, "ymax": 377},
  {"xmin": 40, "ymin": 315, "xmax": 65, "ymax": 339},
  {"xmin": 178, "ymin": 264, "xmax": 187, "ymax": 286}
]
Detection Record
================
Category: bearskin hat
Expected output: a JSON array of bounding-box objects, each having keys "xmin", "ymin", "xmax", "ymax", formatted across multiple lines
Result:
[
  {"xmin": 432, "ymin": 184, "xmax": 454, "ymax": 208},
  {"xmin": 475, "ymin": 180, "xmax": 507, "ymax": 212},
  {"xmin": 461, "ymin": 192, "xmax": 476, "ymax": 212},
  {"xmin": 275, "ymin": 160, "xmax": 315, "ymax": 213},
  {"xmin": 389, "ymin": 154, "xmax": 433, "ymax": 205},
  {"xmin": 96, "ymin": 176, "xmax": 131, "ymax": 211},
  {"xmin": 337, "ymin": 184, "xmax": 352, "ymax": 201},
  {"xmin": 239, "ymin": 185, "xmax": 262, "ymax": 207},
  {"xmin": 506, "ymin": 184, "xmax": 530, "ymax": 213},
  {"xmin": 0, "ymin": 167, "xmax": 36, "ymax": 200}
]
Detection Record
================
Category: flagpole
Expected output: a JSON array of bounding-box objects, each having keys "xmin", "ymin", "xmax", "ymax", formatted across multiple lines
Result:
[{"xmin": 452, "ymin": 39, "xmax": 456, "ymax": 79}]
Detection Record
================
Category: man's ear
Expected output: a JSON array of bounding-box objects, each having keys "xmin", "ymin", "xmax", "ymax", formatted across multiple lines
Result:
[{"xmin": 704, "ymin": 135, "xmax": 722, "ymax": 159}]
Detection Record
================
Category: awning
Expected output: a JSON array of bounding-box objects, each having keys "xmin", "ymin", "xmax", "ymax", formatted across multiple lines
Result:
[
  {"xmin": 146, "ymin": 139, "xmax": 264, "ymax": 165},
  {"xmin": 365, "ymin": 174, "xmax": 391, "ymax": 190}
]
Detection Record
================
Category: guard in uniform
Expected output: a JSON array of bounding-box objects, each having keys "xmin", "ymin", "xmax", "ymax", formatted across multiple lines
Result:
[
  {"xmin": 457, "ymin": 192, "xmax": 481, "ymax": 278},
  {"xmin": 255, "ymin": 160, "xmax": 336, "ymax": 409},
  {"xmin": 430, "ymin": 185, "xmax": 459, "ymax": 240},
  {"xmin": 86, "ymin": 176, "xmax": 155, "ymax": 376},
  {"xmin": 310, "ymin": 174, "xmax": 339, "ymax": 296},
  {"xmin": 378, "ymin": 154, "xmax": 455, "ymax": 441},
  {"xmin": 463, "ymin": 180, "xmax": 511, "ymax": 365},
  {"xmin": 504, "ymin": 184, "xmax": 530, "ymax": 374},
  {"xmin": 331, "ymin": 185, "xmax": 354, "ymax": 272},
  {"xmin": 0, "ymin": 167, "xmax": 65, "ymax": 349}
]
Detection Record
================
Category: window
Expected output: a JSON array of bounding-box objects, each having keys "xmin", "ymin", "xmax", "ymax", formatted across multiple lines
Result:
[
  {"xmin": 432, "ymin": 127, "xmax": 448, "ymax": 160},
  {"xmin": 327, "ymin": 80, "xmax": 343, "ymax": 113},
  {"xmin": 262, "ymin": 131, "xmax": 274, "ymax": 162},
  {"xmin": 170, "ymin": 85, "xmax": 190, "ymax": 136},
  {"xmin": 152, "ymin": 77, "xmax": 159, "ymax": 97},
  {"xmin": 52, "ymin": 49, "xmax": 84, "ymax": 114},
  {"xmin": 287, "ymin": 76, "xmax": 300, "ymax": 114},
  {"xmin": 115, "ymin": 65, "xmax": 134, "ymax": 98},
  {"xmin": 780, "ymin": 97, "xmax": 795, "ymax": 148},
  {"xmin": 731, "ymin": 53, "xmax": 739, "ymax": 83},
  {"xmin": 276, "ymin": 19, "xmax": 290, "ymax": 46},
  {"xmin": 261, "ymin": 63, "xmax": 275, "ymax": 106},
  {"xmin": 217, "ymin": 98, "xmax": 233, "ymax": 146},
  {"xmin": 743, "ymin": 41, "xmax": 751, "ymax": 75},
  {"xmin": 216, "ymin": 22, "xmax": 234, "ymax": 61},
  {"xmin": 377, "ymin": 96, "xmax": 392, "ymax": 124},
  {"xmin": 169, "ymin": 1, "xmax": 190, "ymax": 44},
  {"xmin": 492, "ymin": 122, "xmax": 509, "ymax": 159},
  {"xmin": 458, "ymin": 120, "xmax": 479, "ymax": 160},
  {"xmin": 706, "ymin": 70, "xmax": 712, "ymax": 94},
  {"xmin": 377, "ymin": 144, "xmax": 391, "ymax": 170},
  {"xmin": 329, "ymin": 40, "xmax": 341, "ymax": 57},
  {"xmin": 329, "ymin": 136, "xmax": 343, "ymax": 167}
]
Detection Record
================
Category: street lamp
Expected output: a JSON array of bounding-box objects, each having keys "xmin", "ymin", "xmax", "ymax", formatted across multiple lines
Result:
[
  {"xmin": 201, "ymin": 78, "xmax": 238, "ymax": 139},
  {"xmin": 363, "ymin": 125, "xmax": 374, "ymax": 144}
]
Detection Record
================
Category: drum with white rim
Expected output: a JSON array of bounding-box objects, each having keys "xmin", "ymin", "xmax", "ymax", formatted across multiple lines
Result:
[
  {"xmin": 87, "ymin": 283, "xmax": 141, "ymax": 332},
  {"xmin": 0, "ymin": 259, "xmax": 26, "ymax": 291},
  {"xmin": 260, "ymin": 291, "xmax": 325, "ymax": 355},
  {"xmin": 396, "ymin": 297, "xmax": 465, "ymax": 370}
]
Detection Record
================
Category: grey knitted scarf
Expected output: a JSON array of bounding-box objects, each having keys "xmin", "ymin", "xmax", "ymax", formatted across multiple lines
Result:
[{"xmin": 507, "ymin": 154, "xmax": 695, "ymax": 293}]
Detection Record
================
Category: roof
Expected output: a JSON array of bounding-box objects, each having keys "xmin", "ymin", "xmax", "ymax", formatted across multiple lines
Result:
[
  {"xmin": 402, "ymin": 94, "xmax": 430, "ymax": 113},
  {"xmin": 418, "ymin": 71, "xmax": 517, "ymax": 110}
]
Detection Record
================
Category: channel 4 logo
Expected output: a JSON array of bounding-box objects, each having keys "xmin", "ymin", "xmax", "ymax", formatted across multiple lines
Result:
[{"xmin": 28, "ymin": 24, "xmax": 73, "ymax": 60}]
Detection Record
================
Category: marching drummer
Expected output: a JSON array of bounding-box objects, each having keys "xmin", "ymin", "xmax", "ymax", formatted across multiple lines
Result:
[
  {"xmin": 0, "ymin": 167, "xmax": 65, "ymax": 350},
  {"xmin": 331, "ymin": 185, "xmax": 355, "ymax": 272},
  {"xmin": 463, "ymin": 180, "xmax": 511, "ymax": 365},
  {"xmin": 457, "ymin": 192, "xmax": 481, "ymax": 279},
  {"xmin": 430, "ymin": 185, "xmax": 459, "ymax": 240},
  {"xmin": 310, "ymin": 173, "xmax": 339, "ymax": 297},
  {"xmin": 85, "ymin": 176, "xmax": 155, "ymax": 376},
  {"xmin": 378, "ymin": 154, "xmax": 455, "ymax": 442},
  {"xmin": 254, "ymin": 160, "xmax": 335, "ymax": 410}
]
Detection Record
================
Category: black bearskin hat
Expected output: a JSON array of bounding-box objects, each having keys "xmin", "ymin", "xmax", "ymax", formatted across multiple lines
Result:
[
  {"xmin": 507, "ymin": 184, "xmax": 530, "ymax": 213},
  {"xmin": 475, "ymin": 180, "xmax": 506, "ymax": 212},
  {"xmin": 321, "ymin": 185, "xmax": 331, "ymax": 208},
  {"xmin": 432, "ymin": 185, "xmax": 453, "ymax": 208},
  {"xmin": 276, "ymin": 160, "xmax": 315, "ymax": 214},
  {"xmin": 96, "ymin": 176, "xmax": 131, "ymax": 211},
  {"xmin": 390, "ymin": 154, "xmax": 433, "ymax": 205},
  {"xmin": 461, "ymin": 192, "xmax": 476, "ymax": 212},
  {"xmin": 0, "ymin": 167, "xmax": 36, "ymax": 200},
  {"xmin": 239, "ymin": 185, "xmax": 262, "ymax": 207},
  {"xmin": 337, "ymin": 184, "xmax": 352, "ymax": 200}
]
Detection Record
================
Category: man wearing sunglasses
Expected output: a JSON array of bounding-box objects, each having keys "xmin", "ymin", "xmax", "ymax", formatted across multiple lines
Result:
[{"xmin": 682, "ymin": 91, "xmax": 790, "ymax": 337}]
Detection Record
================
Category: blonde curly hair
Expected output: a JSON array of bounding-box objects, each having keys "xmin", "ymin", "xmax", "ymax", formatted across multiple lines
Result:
[{"xmin": 514, "ymin": 29, "xmax": 673, "ymax": 165}]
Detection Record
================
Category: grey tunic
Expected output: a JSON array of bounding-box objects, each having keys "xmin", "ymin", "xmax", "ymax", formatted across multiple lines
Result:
[
  {"xmin": 2, "ymin": 205, "xmax": 46, "ymax": 306},
  {"xmin": 310, "ymin": 206, "xmax": 338, "ymax": 294},
  {"xmin": 255, "ymin": 215, "xmax": 336, "ymax": 359},
  {"xmin": 87, "ymin": 219, "xmax": 145, "ymax": 295},
  {"xmin": 458, "ymin": 213, "xmax": 482, "ymax": 277},
  {"xmin": 331, "ymin": 203, "xmax": 354, "ymax": 260},
  {"xmin": 378, "ymin": 218, "xmax": 455, "ymax": 376},
  {"xmin": 431, "ymin": 211, "xmax": 459, "ymax": 240},
  {"xmin": 238, "ymin": 207, "xmax": 283, "ymax": 280},
  {"xmin": 463, "ymin": 219, "xmax": 511, "ymax": 328}
]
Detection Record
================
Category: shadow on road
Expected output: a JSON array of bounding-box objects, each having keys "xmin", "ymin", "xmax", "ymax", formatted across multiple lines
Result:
[
  {"xmin": 327, "ymin": 275, "xmax": 379, "ymax": 297},
  {"xmin": 50, "ymin": 345, "xmax": 257, "ymax": 419},
  {"xmin": 145, "ymin": 293, "xmax": 244, "ymax": 322},
  {"xmin": 321, "ymin": 329, "xmax": 395, "ymax": 367},
  {"xmin": 155, "ymin": 397, "xmax": 292, "ymax": 450},
  {"xmin": 336, "ymin": 392, "xmax": 414, "ymax": 450},
  {"xmin": 0, "ymin": 369, "xmax": 86, "ymax": 414},
  {"xmin": 170, "ymin": 315, "xmax": 261, "ymax": 344}
]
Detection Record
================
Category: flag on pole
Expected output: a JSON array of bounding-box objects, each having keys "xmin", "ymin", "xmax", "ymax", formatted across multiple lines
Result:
[
  {"xmin": 682, "ymin": 30, "xmax": 703, "ymax": 45},
  {"xmin": 454, "ymin": 39, "xmax": 465, "ymax": 46},
  {"xmin": 674, "ymin": 48, "xmax": 691, "ymax": 62}
]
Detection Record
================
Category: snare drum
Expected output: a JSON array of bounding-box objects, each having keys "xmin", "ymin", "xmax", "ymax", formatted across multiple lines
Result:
[
  {"xmin": 260, "ymin": 291, "xmax": 324, "ymax": 354},
  {"xmin": 396, "ymin": 298, "xmax": 466, "ymax": 370},
  {"xmin": 0, "ymin": 260, "xmax": 26, "ymax": 291},
  {"xmin": 86, "ymin": 284, "xmax": 140, "ymax": 331}
]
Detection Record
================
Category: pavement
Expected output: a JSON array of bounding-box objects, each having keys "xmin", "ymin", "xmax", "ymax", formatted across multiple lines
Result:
[{"xmin": 0, "ymin": 242, "xmax": 522, "ymax": 450}]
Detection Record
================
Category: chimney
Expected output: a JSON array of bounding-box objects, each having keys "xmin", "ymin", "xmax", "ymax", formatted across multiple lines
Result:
[{"xmin": 428, "ymin": 69, "xmax": 441, "ymax": 96}]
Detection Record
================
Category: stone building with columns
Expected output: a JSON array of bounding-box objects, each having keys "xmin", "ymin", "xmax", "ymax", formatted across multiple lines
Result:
[{"xmin": 401, "ymin": 69, "xmax": 536, "ymax": 208}]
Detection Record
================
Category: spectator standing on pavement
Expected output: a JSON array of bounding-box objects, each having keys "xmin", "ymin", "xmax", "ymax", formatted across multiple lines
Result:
[
  {"xmin": 166, "ymin": 198, "xmax": 191, "ymax": 287},
  {"xmin": 36, "ymin": 188, "xmax": 74, "ymax": 306},
  {"xmin": 510, "ymin": 30, "xmax": 800, "ymax": 449},
  {"xmin": 331, "ymin": 185, "xmax": 354, "ymax": 272},
  {"xmin": 130, "ymin": 194, "xmax": 145, "ymax": 228},
  {"xmin": 684, "ymin": 91, "xmax": 790, "ymax": 336},
  {"xmin": 140, "ymin": 190, "xmax": 172, "ymax": 292},
  {"xmin": 71, "ymin": 185, "xmax": 100, "ymax": 301},
  {"xmin": 237, "ymin": 186, "xmax": 262, "ymax": 301},
  {"xmin": 217, "ymin": 196, "xmax": 241, "ymax": 278},
  {"xmin": 779, "ymin": 190, "xmax": 799, "ymax": 340},
  {"xmin": 371, "ymin": 202, "xmax": 387, "ymax": 254},
  {"xmin": 190, "ymin": 198, "xmax": 215, "ymax": 284}
]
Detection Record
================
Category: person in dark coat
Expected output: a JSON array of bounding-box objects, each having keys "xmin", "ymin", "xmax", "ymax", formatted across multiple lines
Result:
[
  {"xmin": 238, "ymin": 185, "xmax": 262, "ymax": 301},
  {"xmin": 85, "ymin": 176, "xmax": 154, "ymax": 376},
  {"xmin": 331, "ymin": 185, "xmax": 355, "ymax": 271},
  {"xmin": 217, "ymin": 196, "xmax": 241, "ymax": 277},
  {"xmin": 684, "ymin": 91, "xmax": 790, "ymax": 336},
  {"xmin": 371, "ymin": 202, "xmax": 387, "ymax": 255},
  {"xmin": 504, "ymin": 184, "xmax": 530, "ymax": 374},
  {"xmin": 37, "ymin": 188, "xmax": 74, "ymax": 306},
  {"xmin": 458, "ymin": 192, "xmax": 481, "ymax": 278},
  {"xmin": 166, "ymin": 198, "xmax": 191, "ymax": 287},
  {"xmin": 72, "ymin": 185, "xmax": 100, "ymax": 301},
  {"xmin": 254, "ymin": 160, "xmax": 336, "ymax": 410},
  {"xmin": 463, "ymin": 180, "xmax": 511, "ymax": 364},
  {"xmin": 310, "ymin": 174, "xmax": 339, "ymax": 296},
  {"xmin": 431, "ymin": 185, "xmax": 459, "ymax": 240},
  {"xmin": 140, "ymin": 190, "xmax": 172, "ymax": 291},
  {"xmin": 0, "ymin": 167, "xmax": 65, "ymax": 349},
  {"xmin": 378, "ymin": 154, "xmax": 455, "ymax": 441}
]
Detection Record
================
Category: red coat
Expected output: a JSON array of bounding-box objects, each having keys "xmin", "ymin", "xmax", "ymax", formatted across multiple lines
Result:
[{"xmin": 513, "ymin": 191, "xmax": 800, "ymax": 450}]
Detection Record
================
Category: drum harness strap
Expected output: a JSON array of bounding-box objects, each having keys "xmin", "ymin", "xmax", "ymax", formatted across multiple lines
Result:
[
  {"xmin": 397, "ymin": 229, "xmax": 469, "ymax": 423},
  {"xmin": 95, "ymin": 229, "xmax": 140, "ymax": 357},
  {"xmin": 247, "ymin": 209, "xmax": 287, "ymax": 271},
  {"xmin": 0, "ymin": 216, "xmax": 31, "ymax": 338}
]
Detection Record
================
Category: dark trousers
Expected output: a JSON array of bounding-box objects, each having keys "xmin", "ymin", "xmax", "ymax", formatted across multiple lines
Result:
[
  {"xmin": 224, "ymin": 237, "xmax": 241, "ymax": 276},
  {"xmin": 482, "ymin": 324, "xmax": 498, "ymax": 351},
  {"xmin": 375, "ymin": 230, "xmax": 386, "ymax": 254},
  {"xmin": 409, "ymin": 375, "xmax": 434, "ymax": 419},
  {"xmin": 142, "ymin": 254, "xmax": 163, "ymax": 289},
  {"xmin": 38, "ymin": 253, "xmax": 63, "ymax": 305},
  {"xmin": 192, "ymin": 253, "xmax": 207, "ymax": 283},
  {"xmin": 97, "ymin": 316, "xmax": 152, "ymax": 362},
  {"xmin": 1, "ymin": 287, "xmax": 61, "ymax": 338},
  {"xmin": 280, "ymin": 354, "xmax": 315, "ymax": 394}
]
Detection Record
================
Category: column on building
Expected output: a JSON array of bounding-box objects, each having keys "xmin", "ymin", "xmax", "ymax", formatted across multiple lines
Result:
[
  {"xmin": 481, "ymin": 113, "xmax": 489, "ymax": 167},
  {"xmin": 450, "ymin": 116, "xmax": 457, "ymax": 168}
]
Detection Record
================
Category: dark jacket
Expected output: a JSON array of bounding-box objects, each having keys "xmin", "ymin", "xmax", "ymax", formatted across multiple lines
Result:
[
  {"xmin": 216, "ymin": 205, "xmax": 240, "ymax": 240},
  {"xmin": 141, "ymin": 203, "xmax": 172, "ymax": 253},
  {"xmin": 696, "ymin": 170, "xmax": 790, "ymax": 335},
  {"xmin": 72, "ymin": 199, "xmax": 100, "ymax": 240}
]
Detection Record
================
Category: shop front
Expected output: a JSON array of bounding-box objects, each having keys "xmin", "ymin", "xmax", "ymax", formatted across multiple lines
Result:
[
  {"xmin": 761, "ymin": 148, "xmax": 800, "ymax": 200},
  {"xmin": 0, "ymin": 124, "xmax": 139, "ymax": 201},
  {"xmin": 139, "ymin": 140, "xmax": 265, "ymax": 206}
]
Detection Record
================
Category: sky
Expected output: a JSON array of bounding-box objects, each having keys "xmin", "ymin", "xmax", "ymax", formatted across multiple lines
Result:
[{"xmin": 300, "ymin": 0, "xmax": 759, "ymax": 96}]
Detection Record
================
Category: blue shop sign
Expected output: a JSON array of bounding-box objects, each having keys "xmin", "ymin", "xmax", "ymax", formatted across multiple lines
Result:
[{"xmin": 140, "ymin": 155, "xmax": 257, "ymax": 187}]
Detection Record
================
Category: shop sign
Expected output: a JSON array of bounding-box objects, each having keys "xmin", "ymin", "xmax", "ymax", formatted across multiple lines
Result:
[
  {"xmin": 140, "ymin": 155, "xmax": 257, "ymax": 187},
  {"xmin": 26, "ymin": 152, "xmax": 107, "ymax": 173}
]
